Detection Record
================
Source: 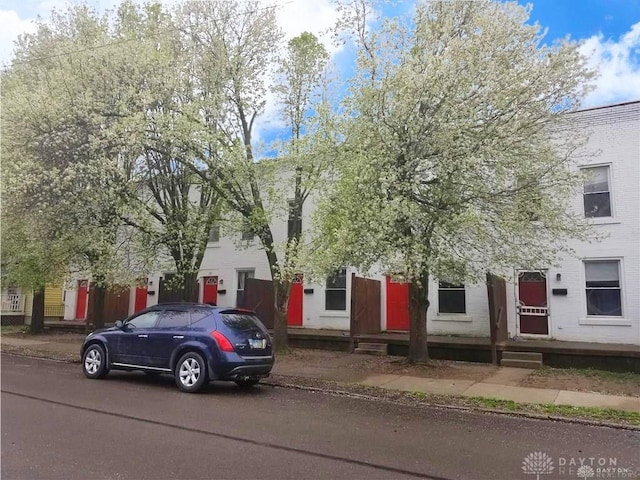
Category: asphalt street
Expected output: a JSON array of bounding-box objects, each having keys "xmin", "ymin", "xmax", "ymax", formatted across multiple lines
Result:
[{"xmin": 1, "ymin": 354, "xmax": 638, "ymax": 480}]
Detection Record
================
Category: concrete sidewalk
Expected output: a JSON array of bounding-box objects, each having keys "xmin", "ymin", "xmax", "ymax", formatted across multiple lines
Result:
[{"xmin": 1, "ymin": 333, "xmax": 638, "ymax": 413}]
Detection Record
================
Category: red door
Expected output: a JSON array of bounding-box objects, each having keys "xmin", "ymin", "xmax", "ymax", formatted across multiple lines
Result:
[
  {"xmin": 386, "ymin": 276, "xmax": 410, "ymax": 331},
  {"xmin": 75, "ymin": 280, "xmax": 88, "ymax": 320},
  {"xmin": 203, "ymin": 276, "xmax": 218, "ymax": 305},
  {"xmin": 134, "ymin": 281, "xmax": 148, "ymax": 313},
  {"xmin": 287, "ymin": 274, "xmax": 303, "ymax": 326},
  {"xmin": 518, "ymin": 271, "xmax": 549, "ymax": 335}
]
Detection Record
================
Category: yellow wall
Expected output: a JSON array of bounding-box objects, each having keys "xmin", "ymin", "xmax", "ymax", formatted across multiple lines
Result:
[
  {"xmin": 19, "ymin": 284, "xmax": 64, "ymax": 321},
  {"xmin": 44, "ymin": 284, "xmax": 64, "ymax": 307}
]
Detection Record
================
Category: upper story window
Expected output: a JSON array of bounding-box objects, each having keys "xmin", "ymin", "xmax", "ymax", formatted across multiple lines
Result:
[
  {"xmin": 582, "ymin": 166, "xmax": 612, "ymax": 218},
  {"xmin": 208, "ymin": 225, "xmax": 220, "ymax": 243},
  {"xmin": 438, "ymin": 282, "xmax": 466, "ymax": 314},
  {"xmin": 325, "ymin": 267, "xmax": 347, "ymax": 311},
  {"xmin": 241, "ymin": 219, "xmax": 254, "ymax": 241},
  {"xmin": 516, "ymin": 175, "xmax": 542, "ymax": 222},
  {"xmin": 585, "ymin": 260, "xmax": 622, "ymax": 317},
  {"xmin": 288, "ymin": 200, "xmax": 302, "ymax": 239}
]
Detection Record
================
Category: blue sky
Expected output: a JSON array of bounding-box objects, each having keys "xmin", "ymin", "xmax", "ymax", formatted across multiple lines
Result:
[
  {"xmin": 1, "ymin": 0, "xmax": 639, "ymax": 123},
  {"xmin": 524, "ymin": 0, "xmax": 639, "ymax": 40}
]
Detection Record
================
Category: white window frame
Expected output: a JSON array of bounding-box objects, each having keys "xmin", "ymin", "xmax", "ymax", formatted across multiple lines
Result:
[
  {"xmin": 580, "ymin": 163, "xmax": 614, "ymax": 221},
  {"xmin": 579, "ymin": 258, "xmax": 630, "ymax": 326},
  {"xmin": 437, "ymin": 282, "xmax": 467, "ymax": 315},
  {"xmin": 325, "ymin": 267, "xmax": 347, "ymax": 311},
  {"xmin": 236, "ymin": 269, "xmax": 255, "ymax": 307},
  {"xmin": 241, "ymin": 219, "xmax": 254, "ymax": 241},
  {"xmin": 207, "ymin": 225, "xmax": 220, "ymax": 244}
]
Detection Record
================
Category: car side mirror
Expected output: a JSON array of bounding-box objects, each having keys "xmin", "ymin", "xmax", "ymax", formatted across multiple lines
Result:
[{"xmin": 115, "ymin": 320, "xmax": 124, "ymax": 329}]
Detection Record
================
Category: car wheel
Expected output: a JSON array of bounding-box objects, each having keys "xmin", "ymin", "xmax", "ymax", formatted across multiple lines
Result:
[
  {"xmin": 234, "ymin": 378, "xmax": 260, "ymax": 388},
  {"xmin": 82, "ymin": 344, "xmax": 109, "ymax": 379},
  {"xmin": 175, "ymin": 352, "xmax": 208, "ymax": 393}
]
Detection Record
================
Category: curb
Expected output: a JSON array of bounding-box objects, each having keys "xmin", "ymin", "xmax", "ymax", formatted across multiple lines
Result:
[
  {"xmin": 3, "ymin": 349, "xmax": 638, "ymax": 431},
  {"xmin": 262, "ymin": 376, "xmax": 640, "ymax": 431}
]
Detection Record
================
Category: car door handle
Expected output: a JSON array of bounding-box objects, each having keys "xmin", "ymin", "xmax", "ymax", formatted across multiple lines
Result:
[
  {"xmin": 173, "ymin": 335, "xmax": 184, "ymax": 339},
  {"xmin": 137, "ymin": 334, "xmax": 148, "ymax": 338}
]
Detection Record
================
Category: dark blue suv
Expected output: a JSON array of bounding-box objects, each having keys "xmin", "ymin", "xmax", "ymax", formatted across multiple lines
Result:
[{"xmin": 80, "ymin": 303, "xmax": 274, "ymax": 393}]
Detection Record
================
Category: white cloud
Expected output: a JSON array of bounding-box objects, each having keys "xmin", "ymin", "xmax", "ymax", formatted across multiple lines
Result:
[
  {"xmin": 256, "ymin": 0, "xmax": 341, "ymax": 142},
  {"xmin": 580, "ymin": 21, "xmax": 640, "ymax": 107},
  {"xmin": 0, "ymin": 10, "xmax": 37, "ymax": 66},
  {"xmin": 276, "ymin": 0, "xmax": 339, "ymax": 52}
]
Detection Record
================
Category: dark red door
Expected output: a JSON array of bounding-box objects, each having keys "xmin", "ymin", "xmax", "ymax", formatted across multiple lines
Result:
[
  {"xmin": 134, "ymin": 281, "xmax": 148, "ymax": 313},
  {"xmin": 518, "ymin": 271, "xmax": 549, "ymax": 335},
  {"xmin": 386, "ymin": 276, "xmax": 410, "ymax": 331},
  {"xmin": 202, "ymin": 276, "xmax": 218, "ymax": 305},
  {"xmin": 287, "ymin": 274, "xmax": 303, "ymax": 326},
  {"xmin": 75, "ymin": 280, "xmax": 88, "ymax": 320}
]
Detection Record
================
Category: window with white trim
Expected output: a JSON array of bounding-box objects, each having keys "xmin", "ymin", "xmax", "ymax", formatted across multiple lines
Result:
[
  {"xmin": 582, "ymin": 166, "xmax": 612, "ymax": 218},
  {"xmin": 241, "ymin": 219, "xmax": 254, "ymax": 241},
  {"xmin": 236, "ymin": 270, "xmax": 255, "ymax": 307},
  {"xmin": 208, "ymin": 225, "xmax": 220, "ymax": 243},
  {"xmin": 438, "ymin": 282, "xmax": 466, "ymax": 314},
  {"xmin": 288, "ymin": 200, "xmax": 302, "ymax": 239},
  {"xmin": 325, "ymin": 268, "xmax": 347, "ymax": 311},
  {"xmin": 584, "ymin": 260, "xmax": 622, "ymax": 316}
]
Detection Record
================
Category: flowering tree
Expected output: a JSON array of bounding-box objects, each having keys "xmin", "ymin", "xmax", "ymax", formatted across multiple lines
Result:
[
  {"xmin": 0, "ymin": 188, "xmax": 72, "ymax": 333},
  {"xmin": 111, "ymin": 2, "xmax": 224, "ymax": 301},
  {"xmin": 2, "ymin": 2, "xmax": 227, "ymax": 315},
  {"xmin": 179, "ymin": 1, "xmax": 336, "ymax": 349},
  {"xmin": 1, "ymin": 5, "xmax": 141, "ymax": 329},
  {"xmin": 312, "ymin": 0, "xmax": 596, "ymax": 362},
  {"xmin": 267, "ymin": 32, "xmax": 333, "ymax": 348}
]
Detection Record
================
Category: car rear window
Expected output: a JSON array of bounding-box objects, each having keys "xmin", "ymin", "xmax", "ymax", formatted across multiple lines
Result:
[{"xmin": 220, "ymin": 312, "xmax": 262, "ymax": 331}]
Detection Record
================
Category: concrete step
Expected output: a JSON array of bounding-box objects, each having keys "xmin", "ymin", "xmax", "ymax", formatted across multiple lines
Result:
[
  {"xmin": 355, "ymin": 348, "xmax": 388, "ymax": 356},
  {"xmin": 502, "ymin": 351, "xmax": 543, "ymax": 362},
  {"xmin": 355, "ymin": 342, "xmax": 388, "ymax": 356},
  {"xmin": 500, "ymin": 358, "xmax": 542, "ymax": 369}
]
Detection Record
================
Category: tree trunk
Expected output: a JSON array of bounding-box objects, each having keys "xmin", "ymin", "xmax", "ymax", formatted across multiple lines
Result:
[
  {"xmin": 91, "ymin": 283, "xmax": 106, "ymax": 331},
  {"xmin": 272, "ymin": 279, "xmax": 290, "ymax": 352},
  {"xmin": 29, "ymin": 287, "xmax": 45, "ymax": 334},
  {"xmin": 182, "ymin": 272, "xmax": 199, "ymax": 303},
  {"xmin": 408, "ymin": 272, "xmax": 430, "ymax": 363}
]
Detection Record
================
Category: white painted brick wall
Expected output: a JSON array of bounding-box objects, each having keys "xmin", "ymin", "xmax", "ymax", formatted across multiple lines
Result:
[
  {"xmin": 63, "ymin": 103, "xmax": 638, "ymax": 345},
  {"xmin": 502, "ymin": 102, "xmax": 640, "ymax": 344}
]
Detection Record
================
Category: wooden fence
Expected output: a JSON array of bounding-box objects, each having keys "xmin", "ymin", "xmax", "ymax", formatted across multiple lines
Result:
[{"xmin": 349, "ymin": 274, "xmax": 381, "ymax": 351}]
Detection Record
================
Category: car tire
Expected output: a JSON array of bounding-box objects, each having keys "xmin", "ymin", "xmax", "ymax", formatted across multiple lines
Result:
[
  {"xmin": 234, "ymin": 378, "xmax": 260, "ymax": 388},
  {"xmin": 82, "ymin": 344, "xmax": 109, "ymax": 379},
  {"xmin": 175, "ymin": 352, "xmax": 208, "ymax": 393}
]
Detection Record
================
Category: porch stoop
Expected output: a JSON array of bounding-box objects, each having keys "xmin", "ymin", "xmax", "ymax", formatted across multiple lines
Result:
[
  {"xmin": 355, "ymin": 342, "xmax": 388, "ymax": 356},
  {"xmin": 500, "ymin": 351, "xmax": 543, "ymax": 369}
]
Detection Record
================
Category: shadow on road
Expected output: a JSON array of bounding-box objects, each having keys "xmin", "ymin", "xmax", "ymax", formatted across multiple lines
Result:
[{"xmin": 102, "ymin": 370, "xmax": 270, "ymax": 396}]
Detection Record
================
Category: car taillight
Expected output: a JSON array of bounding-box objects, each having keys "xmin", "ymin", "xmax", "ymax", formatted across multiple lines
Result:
[{"xmin": 211, "ymin": 331, "xmax": 235, "ymax": 352}]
